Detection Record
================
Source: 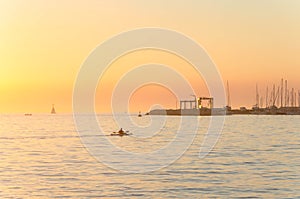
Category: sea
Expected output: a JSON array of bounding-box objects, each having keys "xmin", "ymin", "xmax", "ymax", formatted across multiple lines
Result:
[{"xmin": 0, "ymin": 114, "xmax": 299, "ymax": 198}]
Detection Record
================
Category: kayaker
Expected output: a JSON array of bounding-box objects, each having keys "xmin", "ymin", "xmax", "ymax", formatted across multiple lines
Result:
[{"xmin": 118, "ymin": 128, "xmax": 124, "ymax": 134}]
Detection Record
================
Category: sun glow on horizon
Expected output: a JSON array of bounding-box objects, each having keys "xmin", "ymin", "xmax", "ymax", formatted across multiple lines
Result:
[{"xmin": 1, "ymin": 1, "xmax": 300, "ymax": 113}]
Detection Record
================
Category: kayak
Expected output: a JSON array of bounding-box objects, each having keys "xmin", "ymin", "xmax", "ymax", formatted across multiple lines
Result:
[{"xmin": 110, "ymin": 132, "xmax": 131, "ymax": 136}]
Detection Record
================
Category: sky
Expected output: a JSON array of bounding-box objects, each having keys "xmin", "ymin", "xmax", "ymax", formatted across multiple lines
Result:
[{"xmin": 0, "ymin": 0, "xmax": 300, "ymax": 113}]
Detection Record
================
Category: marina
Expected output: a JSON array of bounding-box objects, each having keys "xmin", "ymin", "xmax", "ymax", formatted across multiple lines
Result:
[{"xmin": 148, "ymin": 79, "xmax": 300, "ymax": 116}]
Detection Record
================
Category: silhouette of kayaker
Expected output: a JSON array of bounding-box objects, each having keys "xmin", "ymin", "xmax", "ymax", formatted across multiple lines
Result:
[
  {"xmin": 118, "ymin": 128, "xmax": 124, "ymax": 134},
  {"xmin": 110, "ymin": 128, "xmax": 130, "ymax": 136}
]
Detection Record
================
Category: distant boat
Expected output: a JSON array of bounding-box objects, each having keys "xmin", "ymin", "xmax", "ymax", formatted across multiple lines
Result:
[
  {"xmin": 51, "ymin": 104, "xmax": 56, "ymax": 114},
  {"xmin": 138, "ymin": 111, "xmax": 142, "ymax": 117},
  {"xmin": 24, "ymin": 113, "xmax": 32, "ymax": 116}
]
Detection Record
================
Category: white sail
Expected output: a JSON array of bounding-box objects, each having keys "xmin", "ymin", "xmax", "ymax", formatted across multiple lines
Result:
[{"xmin": 51, "ymin": 104, "xmax": 56, "ymax": 114}]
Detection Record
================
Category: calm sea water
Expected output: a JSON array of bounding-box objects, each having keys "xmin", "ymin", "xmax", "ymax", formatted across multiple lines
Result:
[{"xmin": 0, "ymin": 114, "xmax": 299, "ymax": 198}]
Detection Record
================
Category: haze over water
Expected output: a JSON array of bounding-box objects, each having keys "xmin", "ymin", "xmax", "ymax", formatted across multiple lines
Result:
[{"xmin": 0, "ymin": 114, "xmax": 299, "ymax": 198}]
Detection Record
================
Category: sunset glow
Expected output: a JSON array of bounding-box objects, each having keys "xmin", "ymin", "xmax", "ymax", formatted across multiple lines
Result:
[{"xmin": 1, "ymin": 0, "xmax": 300, "ymax": 113}]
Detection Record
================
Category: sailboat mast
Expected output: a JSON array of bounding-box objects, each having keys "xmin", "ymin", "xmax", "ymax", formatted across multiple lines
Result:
[
  {"xmin": 227, "ymin": 81, "xmax": 231, "ymax": 108},
  {"xmin": 291, "ymin": 88, "xmax": 294, "ymax": 107},
  {"xmin": 281, "ymin": 78, "xmax": 283, "ymax": 108},
  {"xmin": 266, "ymin": 86, "xmax": 269, "ymax": 108},
  {"xmin": 298, "ymin": 91, "xmax": 300, "ymax": 108},
  {"xmin": 272, "ymin": 84, "xmax": 276, "ymax": 106},
  {"xmin": 256, "ymin": 84, "xmax": 259, "ymax": 108},
  {"xmin": 285, "ymin": 80, "xmax": 288, "ymax": 107}
]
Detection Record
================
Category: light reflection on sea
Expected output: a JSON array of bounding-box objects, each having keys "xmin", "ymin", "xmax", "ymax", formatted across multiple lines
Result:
[{"xmin": 0, "ymin": 114, "xmax": 299, "ymax": 198}]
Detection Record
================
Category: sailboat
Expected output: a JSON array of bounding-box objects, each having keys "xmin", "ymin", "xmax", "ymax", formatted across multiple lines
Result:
[{"xmin": 51, "ymin": 104, "xmax": 56, "ymax": 114}]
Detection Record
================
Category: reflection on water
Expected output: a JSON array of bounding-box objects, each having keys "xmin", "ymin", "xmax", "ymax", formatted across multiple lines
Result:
[{"xmin": 0, "ymin": 114, "xmax": 299, "ymax": 198}]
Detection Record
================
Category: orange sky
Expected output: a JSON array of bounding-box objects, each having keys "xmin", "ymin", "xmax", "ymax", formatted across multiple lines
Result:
[{"xmin": 1, "ymin": 0, "xmax": 300, "ymax": 113}]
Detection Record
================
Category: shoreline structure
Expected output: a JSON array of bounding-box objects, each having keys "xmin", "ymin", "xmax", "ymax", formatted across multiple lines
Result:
[{"xmin": 148, "ymin": 79, "xmax": 300, "ymax": 116}]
